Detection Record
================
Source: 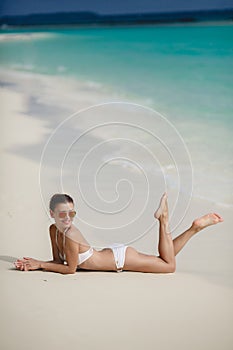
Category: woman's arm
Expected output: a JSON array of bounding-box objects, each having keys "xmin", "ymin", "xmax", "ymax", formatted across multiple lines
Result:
[
  {"xmin": 49, "ymin": 224, "xmax": 64, "ymax": 263},
  {"xmin": 14, "ymin": 224, "xmax": 80, "ymax": 274},
  {"xmin": 14, "ymin": 225, "xmax": 62, "ymax": 271},
  {"xmin": 15, "ymin": 257, "xmax": 75, "ymax": 274},
  {"xmin": 40, "ymin": 260, "xmax": 76, "ymax": 274},
  {"xmin": 41, "ymin": 234, "xmax": 79, "ymax": 274}
]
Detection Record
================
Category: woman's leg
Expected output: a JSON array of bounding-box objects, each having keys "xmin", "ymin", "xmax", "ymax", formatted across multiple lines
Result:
[
  {"xmin": 155, "ymin": 193, "xmax": 175, "ymax": 266},
  {"xmin": 124, "ymin": 193, "xmax": 176, "ymax": 273},
  {"xmin": 123, "ymin": 195, "xmax": 223, "ymax": 273},
  {"xmin": 171, "ymin": 213, "xmax": 224, "ymax": 256}
]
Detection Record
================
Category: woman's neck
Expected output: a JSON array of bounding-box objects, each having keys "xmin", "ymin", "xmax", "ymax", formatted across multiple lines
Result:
[{"xmin": 55, "ymin": 223, "xmax": 71, "ymax": 234}]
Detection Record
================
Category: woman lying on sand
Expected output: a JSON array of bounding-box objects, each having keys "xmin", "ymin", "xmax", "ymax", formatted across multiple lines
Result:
[{"xmin": 14, "ymin": 193, "xmax": 223, "ymax": 274}]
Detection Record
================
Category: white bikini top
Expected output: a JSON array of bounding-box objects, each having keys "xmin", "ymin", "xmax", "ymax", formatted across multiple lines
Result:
[{"xmin": 55, "ymin": 227, "xmax": 94, "ymax": 266}]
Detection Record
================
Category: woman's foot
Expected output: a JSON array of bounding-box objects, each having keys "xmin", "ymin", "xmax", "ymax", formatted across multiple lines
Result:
[
  {"xmin": 154, "ymin": 193, "xmax": 168, "ymax": 219},
  {"xmin": 154, "ymin": 193, "xmax": 170, "ymax": 233},
  {"xmin": 192, "ymin": 213, "xmax": 223, "ymax": 232}
]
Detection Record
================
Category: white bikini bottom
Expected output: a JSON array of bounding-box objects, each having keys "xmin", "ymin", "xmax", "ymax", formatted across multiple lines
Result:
[{"xmin": 108, "ymin": 243, "xmax": 129, "ymax": 272}]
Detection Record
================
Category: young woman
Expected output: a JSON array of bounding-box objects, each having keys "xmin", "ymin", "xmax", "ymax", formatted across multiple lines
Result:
[{"xmin": 14, "ymin": 193, "xmax": 223, "ymax": 274}]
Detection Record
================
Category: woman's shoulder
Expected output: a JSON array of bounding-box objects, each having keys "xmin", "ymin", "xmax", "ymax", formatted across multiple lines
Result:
[
  {"xmin": 49, "ymin": 223, "xmax": 56, "ymax": 235},
  {"xmin": 49, "ymin": 225, "xmax": 58, "ymax": 245},
  {"xmin": 66, "ymin": 224, "xmax": 90, "ymax": 247},
  {"xmin": 48, "ymin": 223, "xmax": 78, "ymax": 235},
  {"xmin": 66, "ymin": 224, "xmax": 82, "ymax": 239}
]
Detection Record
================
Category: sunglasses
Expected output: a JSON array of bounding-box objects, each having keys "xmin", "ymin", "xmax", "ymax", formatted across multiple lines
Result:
[{"xmin": 57, "ymin": 210, "xmax": 76, "ymax": 219}]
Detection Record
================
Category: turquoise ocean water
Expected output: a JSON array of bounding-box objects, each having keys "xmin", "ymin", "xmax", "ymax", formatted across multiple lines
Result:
[{"xmin": 0, "ymin": 23, "xmax": 233, "ymax": 206}]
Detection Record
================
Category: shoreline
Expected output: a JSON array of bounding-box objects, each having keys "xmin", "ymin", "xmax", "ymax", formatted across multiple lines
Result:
[{"xmin": 1, "ymin": 68, "xmax": 232, "ymax": 209}]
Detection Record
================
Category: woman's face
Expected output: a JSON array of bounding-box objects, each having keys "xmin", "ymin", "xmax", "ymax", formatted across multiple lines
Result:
[{"xmin": 50, "ymin": 202, "xmax": 76, "ymax": 230}]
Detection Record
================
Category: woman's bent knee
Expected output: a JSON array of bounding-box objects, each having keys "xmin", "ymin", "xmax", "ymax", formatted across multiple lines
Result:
[{"xmin": 167, "ymin": 262, "xmax": 176, "ymax": 273}]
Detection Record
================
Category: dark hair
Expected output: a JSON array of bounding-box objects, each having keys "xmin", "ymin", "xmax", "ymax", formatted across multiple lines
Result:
[{"xmin": 49, "ymin": 193, "xmax": 74, "ymax": 211}]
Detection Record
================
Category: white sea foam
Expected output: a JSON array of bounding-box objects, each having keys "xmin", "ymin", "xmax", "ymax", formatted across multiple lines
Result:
[
  {"xmin": 0, "ymin": 32, "xmax": 55, "ymax": 42},
  {"xmin": 11, "ymin": 63, "xmax": 36, "ymax": 71}
]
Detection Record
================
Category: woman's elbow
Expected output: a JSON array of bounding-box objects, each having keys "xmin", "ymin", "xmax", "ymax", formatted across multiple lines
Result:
[{"xmin": 63, "ymin": 267, "xmax": 77, "ymax": 275}]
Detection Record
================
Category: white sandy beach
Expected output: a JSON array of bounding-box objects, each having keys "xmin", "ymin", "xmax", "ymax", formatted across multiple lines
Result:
[{"xmin": 1, "ymin": 70, "xmax": 233, "ymax": 350}]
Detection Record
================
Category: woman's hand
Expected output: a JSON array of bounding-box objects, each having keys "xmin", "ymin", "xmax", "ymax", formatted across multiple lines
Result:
[{"xmin": 14, "ymin": 257, "xmax": 42, "ymax": 271}]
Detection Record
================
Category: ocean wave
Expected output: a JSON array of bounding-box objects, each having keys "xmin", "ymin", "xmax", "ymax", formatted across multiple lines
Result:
[
  {"xmin": 10, "ymin": 63, "xmax": 36, "ymax": 71},
  {"xmin": 0, "ymin": 32, "xmax": 55, "ymax": 42}
]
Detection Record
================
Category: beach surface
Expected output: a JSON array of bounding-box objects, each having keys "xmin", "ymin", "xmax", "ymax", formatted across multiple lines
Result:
[{"xmin": 1, "ymin": 70, "xmax": 233, "ymax": 350}]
